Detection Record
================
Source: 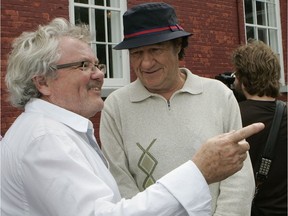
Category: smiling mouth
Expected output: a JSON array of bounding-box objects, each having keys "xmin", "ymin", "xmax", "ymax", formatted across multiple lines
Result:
[
  {"xmin": 86, "ymin": 85, "xmax": 101, "ymax": 93},
  {"xmin": 143, "ymin": 69, "xmax": 159, "ymax": 74},
  {"xmin": 90, "ymin": 87, "xmax": 101, "ymax": 91}
]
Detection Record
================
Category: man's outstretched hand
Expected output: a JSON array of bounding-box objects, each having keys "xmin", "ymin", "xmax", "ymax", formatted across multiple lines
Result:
[{"xmin": 192, "ymin": 123, "xmax": 265, "ymax": 184}]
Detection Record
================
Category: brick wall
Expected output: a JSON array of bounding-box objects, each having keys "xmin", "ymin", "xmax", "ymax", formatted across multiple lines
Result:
[
  {"xmin": 280, "ymin": 0, "xmax": 288, "ymax": 87},
  {"xmin": 1, "ymin": 0, "xmax": 287, "ymax": 143},
  {"xmin": 1, "ymin": 0, "xmax": 67, "ymax": 135}
]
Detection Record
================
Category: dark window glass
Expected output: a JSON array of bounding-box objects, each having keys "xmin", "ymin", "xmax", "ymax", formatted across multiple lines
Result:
[{"xmin": 245, "ymin": 0, "xmax": 253, "ymax": 24}]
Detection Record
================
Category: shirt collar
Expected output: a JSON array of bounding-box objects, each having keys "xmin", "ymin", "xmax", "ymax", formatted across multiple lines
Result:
[
  {"xmin": 128, "ymin": 68, "xmax": 203, "ymax": 102},
  {"xmin": 25, "ymin": 98, "xmax": 91, "ymax": 133}
]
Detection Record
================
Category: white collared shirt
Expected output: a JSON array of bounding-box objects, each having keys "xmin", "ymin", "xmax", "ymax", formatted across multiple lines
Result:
[{"xmin": 1, "ymin": 98, "xmax": 211, "ymax": 216}]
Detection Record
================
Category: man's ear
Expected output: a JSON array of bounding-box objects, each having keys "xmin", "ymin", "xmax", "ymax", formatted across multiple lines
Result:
[{"xmin": 32, "ymin": 76, "xmax": 51, "ymax": 96}]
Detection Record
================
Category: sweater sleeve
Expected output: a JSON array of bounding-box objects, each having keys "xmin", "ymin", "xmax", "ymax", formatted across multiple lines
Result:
[{"xmin": 100, "ymin": 96, "xmax": 140, "ymax": 198}]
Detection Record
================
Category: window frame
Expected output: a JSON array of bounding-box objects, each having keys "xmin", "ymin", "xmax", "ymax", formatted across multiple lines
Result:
[{"xmin": 69, "ymin": 0, "xmax": 130, "ymax": 97}]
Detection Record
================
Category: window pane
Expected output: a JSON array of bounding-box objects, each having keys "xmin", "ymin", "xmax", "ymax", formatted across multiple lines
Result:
[
  {"xmin": 258, "ymin": 28, "xmax": 267, "ymax": 43},
  {"xmin": 108, "ymin": 0, "xmax": 120, "ymax": 7},
  {"xmin": 246, "ymin": 26, "xmax": 255, "ymax": 40},
  {"xmin": 269, "ymin": 29, "xmax": 278, "ymax": 52},
  {"xmin": 107, "ymin": 44, "xmax": 112, "ymax": 78},
  {"xmin": 95, "ymin": 0, "xmax": 104, "ymax": 6},
  {"xmin": 256, "ymin": 1, "xmax": 266, "ymax": 26},
  {"xmin": 267, "ymin": 3, "xmax": 276, "ymax": 27},
  {"xmin": 245, "ymin": 0, "xmax": 253, "ymax": 24},
  {"xmin": 109, "ymin": 45, "xmax": 123, "ymax": 78},
  {"xmin": 75, "ymin": 6, "xmax": 89, "ymax": 25},
  {"xmin": 108, "ymin": 10, "xmax": 122, "ymax": 43},
  {"xmin": 91, "ymin": 43, "xmax": 107, "ymax": 67},
  {"xmin": 94, "ymin": 8, "xmax": 106, "ymax": 42},
  {"xmin": 75, "ymin": 0, "xmax": 88, "ymax": 3}
]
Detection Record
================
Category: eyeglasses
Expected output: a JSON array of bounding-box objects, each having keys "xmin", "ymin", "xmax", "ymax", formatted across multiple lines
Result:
[{"xmin": 50, "ymin": 61, "xmax": 106, "ymax": 74}]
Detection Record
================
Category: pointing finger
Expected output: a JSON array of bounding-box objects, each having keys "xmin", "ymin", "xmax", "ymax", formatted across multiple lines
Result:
[{"xmin": 230, "ymin": 122, "xmax": 265, "ymax": 143}]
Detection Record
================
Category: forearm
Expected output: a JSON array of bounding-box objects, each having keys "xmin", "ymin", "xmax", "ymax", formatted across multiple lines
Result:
[{"xmin": 95, "ymin": 161, "xmax": 211, "ymax": 216}]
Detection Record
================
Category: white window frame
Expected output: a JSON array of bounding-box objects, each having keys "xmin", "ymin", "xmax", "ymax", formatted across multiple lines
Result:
[
  {"xmin": 69, "ymin": 0, "xmax": 130, "ymax": 97},
  {"xmin": 244, "ymin": 0, "xmax": 286, "ymax": 92}
]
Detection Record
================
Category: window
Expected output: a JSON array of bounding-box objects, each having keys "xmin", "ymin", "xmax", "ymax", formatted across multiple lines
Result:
[
  {"xmin": 244, "ymin": 0, "xmax": 286, "ymax": 90},
  {"xmin": 69, "ymin": 0, "xmax": 130, "ymax": 97}
]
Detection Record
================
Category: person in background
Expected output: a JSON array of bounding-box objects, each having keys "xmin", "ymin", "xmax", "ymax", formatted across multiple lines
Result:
[
  {"xmin": 232, "ymin": 38, "xmax": 287, "ymax": 216},
  {"xmin": 0, "ymin": 17, "xmax": 264, "ymax": 216},
  {"xmin": 100, "ymin": 2, "xmax": 255, "ymax": 215}
]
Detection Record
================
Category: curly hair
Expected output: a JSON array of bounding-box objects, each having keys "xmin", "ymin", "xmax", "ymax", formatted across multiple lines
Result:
[
  {"xmin": 5, "ymin": 18, "xmax": 91, "ymax": 108},
  {"xmin": 231, "ymin": 38, "xmax": 281, "ymax": 98}
]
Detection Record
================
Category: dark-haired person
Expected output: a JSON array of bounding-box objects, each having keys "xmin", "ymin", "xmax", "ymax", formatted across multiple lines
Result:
[
  {"xmin": 100, "ymin": 2, "xmax": 255, "ymax": 215},
  {"xmin": 1, "ymin": 17, "xmax": 264, "ymax": 216},
  {"xmin": 232, "ymin": 39, "xmax": 287, "ymax": 216}
]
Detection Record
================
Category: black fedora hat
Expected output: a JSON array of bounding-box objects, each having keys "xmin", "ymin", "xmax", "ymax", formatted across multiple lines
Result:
[{"xmin": 114, "ymin": 2, "xmax": 192, "ymax": 50}]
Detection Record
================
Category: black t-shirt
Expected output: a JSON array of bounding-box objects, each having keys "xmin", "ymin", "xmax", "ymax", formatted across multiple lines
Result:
[{"xmin": 239, "ymin": 100, "xmax": 287, "ymax": 215}]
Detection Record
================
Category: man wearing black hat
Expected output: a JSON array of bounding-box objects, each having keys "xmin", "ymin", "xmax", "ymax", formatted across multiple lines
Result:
[{"xmin": 100, "ymin": 2, "xmax": 255, "ymax": 215}]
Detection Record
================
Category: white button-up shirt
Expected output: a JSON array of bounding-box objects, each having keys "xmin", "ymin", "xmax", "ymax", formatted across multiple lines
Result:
[{"xmin": 1, "ymin": 98, "xmax": 211, "ymax": 216}]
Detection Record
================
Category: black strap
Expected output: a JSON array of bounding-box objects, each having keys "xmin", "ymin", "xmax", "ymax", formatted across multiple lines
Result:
[{"xmin": 256, "ymin": 100, "xmax": 286, "ymax": 183}]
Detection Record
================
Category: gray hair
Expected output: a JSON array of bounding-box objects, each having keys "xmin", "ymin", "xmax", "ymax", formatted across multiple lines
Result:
[{"xmin": 5, "ymin": 18, "xmax": 91, "ymax": 108}]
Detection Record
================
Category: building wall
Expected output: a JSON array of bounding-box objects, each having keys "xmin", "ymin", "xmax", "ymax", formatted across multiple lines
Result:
[
  {"xmin": 1, "ymin": 0, "xmax": 70, "ymax": 137},
  {"xmin": 1, "ymin": 0, "xmax": 287, "ymax": 143},
  {"xmin": 280, "ymin": 0, "xmax": 287, "ymax": 87}
]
